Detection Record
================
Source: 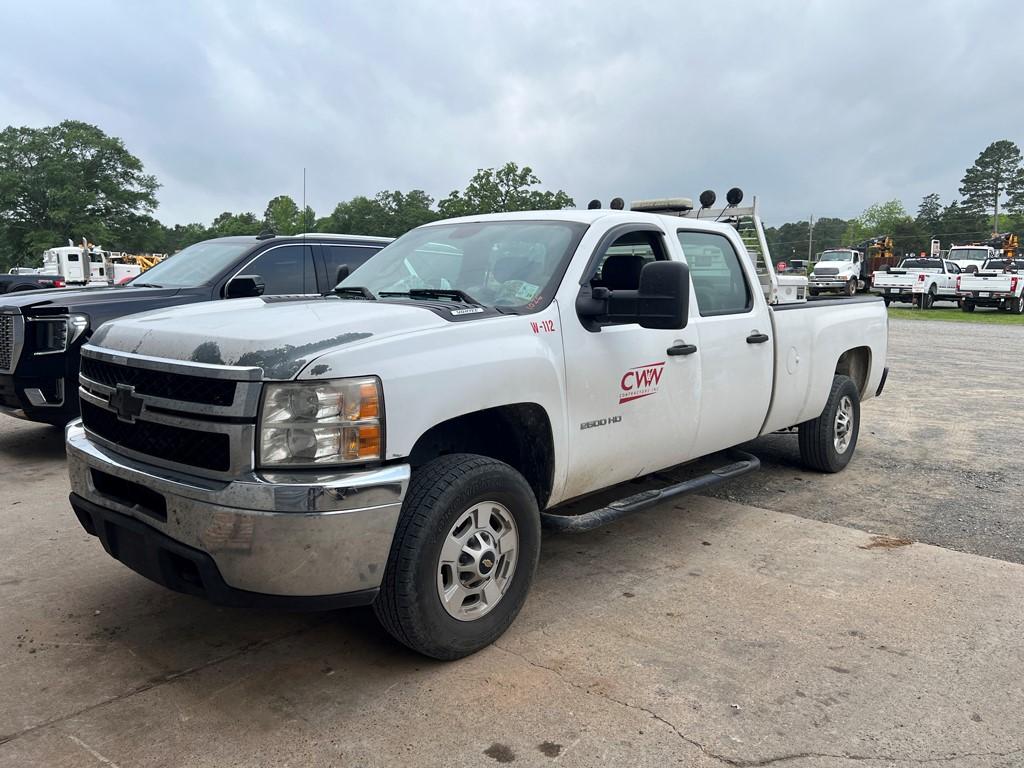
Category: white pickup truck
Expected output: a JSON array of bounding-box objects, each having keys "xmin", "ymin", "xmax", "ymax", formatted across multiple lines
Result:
[
  {"xmin": 871, "ymin": 257, "xmax": 961, "ymax": 308},
  {"xmin": 948, "ymin": 245, "xmax": 997, "ymax": 274},
  {"xmin": 65, "ymin": 198, "xmax": 889, "ymax": 659},
  {"xmin": 957, "ymin": 258, "xmax": 1024, "ymax": 314}
]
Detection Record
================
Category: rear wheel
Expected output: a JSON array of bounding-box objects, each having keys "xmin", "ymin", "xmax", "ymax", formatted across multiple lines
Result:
[
  {"xmin": 1013, "ymin": 295, "xmax": 1024, "ymax": 314},
  {"xmin": 961, "ymin": 299, "xmax": 975, "ymax": 313},
  {"xmin": 798, "ymin": 375, "xmax": 860, "ymax": 473},
  {"xmin": 374, "ymin": 454, "xmax": 541, "ymax": 660}
]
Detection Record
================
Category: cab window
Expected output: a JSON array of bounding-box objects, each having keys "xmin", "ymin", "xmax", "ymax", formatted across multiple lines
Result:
[
  {"xmin": 677, "ymin": 231, "xmax": 752, "ymax": 316},
  {"xmin": 590, "ymin": 231, "xmax": 667, "ymax": 291},
  {"xmin": 245, "ymin": 245, "xmax": 316, "ymax": 295}
]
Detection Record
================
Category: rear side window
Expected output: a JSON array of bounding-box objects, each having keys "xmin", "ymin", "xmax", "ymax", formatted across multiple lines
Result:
[
  {"xmin": 246, "ymin": 245, "xmax": 316, "ymax": 295},
  {"xmin": 324, "ymin": 245, "xmax": 380, "ymax": 286},
  {"xmin": 677, "ymin": 231, "xmax": 752, "ymax": 316}
]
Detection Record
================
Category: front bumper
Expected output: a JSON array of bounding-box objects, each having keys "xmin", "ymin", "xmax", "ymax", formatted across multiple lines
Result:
[
  {"xmin": 66, "ymin": 421, "xmax": 410, "ymax": 604},
  {"xmin": 809, "ymin": 279, "xmax": 849, "ymax": 289}
]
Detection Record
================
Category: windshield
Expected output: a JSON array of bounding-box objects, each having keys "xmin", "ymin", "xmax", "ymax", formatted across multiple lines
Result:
[
  {"xmin": 818, "ymin": 250, "xmax": 854, "ymax": 262},
  {"xmin": 341, "ymin": 221, "xmax": 587, "ymax": 311},
  {"xmin": 949, "ymin": 248, "xmax": 988, "ymax": 261},
  {"xmin": 982, "ymin": 259, "xmax": 1022, "ymax": 271},
  {"xmin": 126, "ymin": 240, "xmax": 252, "ymax": 288}
]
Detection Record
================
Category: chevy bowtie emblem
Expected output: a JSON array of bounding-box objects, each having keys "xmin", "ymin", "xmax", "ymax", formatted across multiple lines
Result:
[
  {"xmin": 109, "ymin": 383, "xmax": 144, "ymax": 424},
  {"xmin": 483, "ymin": 558, "xmax": 494, "ymax": 569}
]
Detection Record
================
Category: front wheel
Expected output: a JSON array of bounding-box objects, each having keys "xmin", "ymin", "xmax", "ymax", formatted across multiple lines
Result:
[
  {"xmin": 374, "ymin": 454, "xmax": 541, "ymax": 660},
  {"xmin": 798, "ymin": 375, "xmax": 860, "ymax": 473},
  {"xmin": 845, "ymin": 279, "xmax": 856, "ymax": 297}
]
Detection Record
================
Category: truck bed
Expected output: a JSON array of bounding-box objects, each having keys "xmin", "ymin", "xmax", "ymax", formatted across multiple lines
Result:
[{"xmin": 763, "ymin": 295, "xmax": 887, "ymax": 435}]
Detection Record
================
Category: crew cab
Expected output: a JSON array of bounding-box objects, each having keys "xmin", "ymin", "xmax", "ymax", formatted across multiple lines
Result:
[
  {"xmin": 65, "ymin": 199, "xmax": 888, "ymax": 660},
  {"xmin": 957, "ymin": 258, "xmax": 1024, "ymax": 314},
  {"xmin": 0, "ymin": 233, "xmax": 390, "ymax": 425},
  {"xmin": 871, "ymin": 257, "xmax": 960, "ymax": 308}
]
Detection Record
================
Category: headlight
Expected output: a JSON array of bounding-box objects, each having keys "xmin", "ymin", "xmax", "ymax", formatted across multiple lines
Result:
[
  {"xmin": 31, "ymin": 314, "xmax": 89, "ymax": 354},
  {"xmin": 258, "ymin": 377, "xmax": 382, "ymax": 467}
]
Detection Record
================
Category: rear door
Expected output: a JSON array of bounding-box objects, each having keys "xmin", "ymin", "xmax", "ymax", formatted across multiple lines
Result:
[
  {"xmin": 320, "ymin": 242, "xmax": 385, "ymax": 290},
  {"xmin": 677, "ymin": 228, "xmax": 773, "ymax": 456}
]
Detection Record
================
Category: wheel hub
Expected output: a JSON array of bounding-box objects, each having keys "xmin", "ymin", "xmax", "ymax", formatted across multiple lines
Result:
[
  {"xmin": 437, "ymin": 502, "xmax": 519, "ymax": 621},
  {"xmin": 834, "ymin": 395, "xmax": 854, "ymax": 454}
]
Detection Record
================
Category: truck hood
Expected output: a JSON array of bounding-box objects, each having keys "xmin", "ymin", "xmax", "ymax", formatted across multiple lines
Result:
[
  {"xmin": 0, "ymin": 285, "xmax": 186, "ymax": 314},
  {"xmin": 88, "ymin": 296, "xmax": 449, "ymax": 379}
]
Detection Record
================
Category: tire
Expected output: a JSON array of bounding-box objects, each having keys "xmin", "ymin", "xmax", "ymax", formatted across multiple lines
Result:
[
  {"xmin": 883, "ymin": 297, "xmax": 891, "ymax": 307},
  {"xmin": 374, "ymin": 454, "xmax": 541, "ymax": 660},
  {"xmin": 1013, "ymin": 295, "xmax": 1024, "ymax": 314},
  {"xmin": 961, "ymin": 300, "xmax": 975, "ymax": 313},
  {"xmin": 798, "ymin": 375, "xmax": 860, "ymax": 473},
  {"xmin": 845, "ymin": 279, "xmax": 856, "ymax": 297},
  {"xmin": 808, "ymin": 288, "xmax": 819, "ymax": 297}
]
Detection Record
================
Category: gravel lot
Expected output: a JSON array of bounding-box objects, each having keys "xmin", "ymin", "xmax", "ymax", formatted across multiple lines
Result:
[
  {"xmin": 1, "ymin": 316, "xmax": 1022, "ymax": 767},
  {"xmin": 706, "ymin": 317, "xmax": 1024, "ymax": 564}
]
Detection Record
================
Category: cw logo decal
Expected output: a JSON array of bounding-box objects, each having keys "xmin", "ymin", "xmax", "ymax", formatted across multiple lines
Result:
[{"xmin": 619, "ymin": 362, "xmax": 665, "ymax": 404}]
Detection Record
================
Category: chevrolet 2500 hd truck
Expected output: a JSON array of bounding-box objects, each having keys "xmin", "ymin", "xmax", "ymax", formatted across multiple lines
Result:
[
  {"xmin": 1, "ymin": 233, "xmax": 389, "ymax": 425},
  {"xmin": 66, "ymin": 199, "xmax": 888, "ymax": 659}
]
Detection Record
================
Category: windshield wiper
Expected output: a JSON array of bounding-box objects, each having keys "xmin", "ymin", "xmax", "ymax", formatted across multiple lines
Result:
[
  {"xmin": 130, "ymin": 282, "xmax": 163, "ymax": 288},
  {"xmin": 334, "ymin": 286, "xmax": 377, "ymax": 300},
  {"xmin": 380, "ymin": 288, "xmax": 484, "ymax": 306}
]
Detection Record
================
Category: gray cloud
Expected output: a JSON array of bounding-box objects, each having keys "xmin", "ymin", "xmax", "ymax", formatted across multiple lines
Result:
[{"xmin": 2, "ymin": 0, "xmax": 1021, "ymax": 226}]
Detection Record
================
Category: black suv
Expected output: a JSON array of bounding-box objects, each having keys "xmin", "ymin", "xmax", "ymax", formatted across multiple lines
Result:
[{"xmin": 0, "ymin": 233, "xmax": 391, "ymax": 425}]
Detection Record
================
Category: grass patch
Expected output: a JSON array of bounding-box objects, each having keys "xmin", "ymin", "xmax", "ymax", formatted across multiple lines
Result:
[{"xmin": 887, "ymin": 306, "xmax": 1024, "ymax": 325}]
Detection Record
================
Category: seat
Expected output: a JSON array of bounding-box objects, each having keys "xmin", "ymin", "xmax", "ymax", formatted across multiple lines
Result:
[{"xmin": 600, "ymin": 255, "xmax": 646, "ymax": 290}]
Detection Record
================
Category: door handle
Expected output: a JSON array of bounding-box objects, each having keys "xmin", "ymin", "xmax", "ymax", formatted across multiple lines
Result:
[
  {"xmin": 667, "ymin": 342, "xmax": 697, "ymax": 356},
  {"xmin": 746, "ymin": 332, "xmax": 770, "ymax": 344}
]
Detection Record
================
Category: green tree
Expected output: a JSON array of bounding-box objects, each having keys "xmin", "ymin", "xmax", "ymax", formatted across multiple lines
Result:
[
  {"xmin": 438, "ymin": 162, "xmax": 573, "ymax": 217},
  {"xmin": 263, "ymin": 195, "xmax": 302, "ymax": 235},
  {"xmin": 210, "ymin": 211, "xmax": 260, "ymax": 237},
  {"xmin": 959, "ymin": 140, "xmax": 1024, "ymax": 228},
  {"xmin": 317, "ymin": 196, "xmax": 390, "ymax": 236},
  {"xmin": 374, "ymin": 189, "xmax": 439, "ymax": 235},
  {"xmin": 0, "ymin": 120, "xmax": 159, "ymax": 270},
  {"xmin": 916, "ymin": 193, "xmax": 943, "ymax": 235},
  {"xmin": 842, "ymin": 200, "xmax": 912, "ymax": 243},
  {"xmin": 938, "ymin": 201, "xmax": 989, "ymax": 245}
]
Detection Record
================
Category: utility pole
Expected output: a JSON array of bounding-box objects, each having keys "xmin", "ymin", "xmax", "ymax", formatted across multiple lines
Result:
[
  {"xmin": 994, "ymin": 183, "xmax": 999, "ymax": 234},
  {"xmin": 807, "ymin": 215, "xmax": 814, "ymax": 261}
]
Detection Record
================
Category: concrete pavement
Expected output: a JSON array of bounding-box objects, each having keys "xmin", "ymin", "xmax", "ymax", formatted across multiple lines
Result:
[{"xmin": 1, "ymin": 415, "xmax": 1022, "ymax": 767}]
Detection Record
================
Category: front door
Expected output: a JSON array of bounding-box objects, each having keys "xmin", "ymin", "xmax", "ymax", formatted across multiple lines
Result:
[
  {"xmin": 559, "ymin": 226, "xmax": 702, "ymax": 501},
  {"xmin": 677, "ymin": 228, "xmax": 773, "ymax": 456}
]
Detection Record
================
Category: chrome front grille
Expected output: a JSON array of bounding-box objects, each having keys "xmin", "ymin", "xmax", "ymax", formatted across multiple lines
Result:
[
  {"xmin": 78, "ymin": 346, "xmax": 264, "ymax": 479},
  {"xmin": 0, "ymin": 313, "xmax": 24, "ymax": 373}
]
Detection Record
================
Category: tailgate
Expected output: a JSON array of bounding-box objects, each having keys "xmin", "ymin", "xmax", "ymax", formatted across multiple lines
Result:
[
  {"xmin": 873, "ymin": 274, "xmax": 914, "ymax": 289},
  {"xmin": 960, "ymin": 275, "xmax": 1012, "ymax": 292}
]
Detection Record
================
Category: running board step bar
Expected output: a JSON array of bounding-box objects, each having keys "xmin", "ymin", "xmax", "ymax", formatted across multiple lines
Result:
[{"xmin": 540, "ymin": 449, "xmax": 760, "ymax": 533}]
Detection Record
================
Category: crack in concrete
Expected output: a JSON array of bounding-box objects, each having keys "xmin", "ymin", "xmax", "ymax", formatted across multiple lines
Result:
[
  {"xmin": 492, "ymin": 644, "xmax": 1024, "ymax": 767},
  {"xmin": 0, "ymin": 621, "xmax": 323, "ymax": 748}
]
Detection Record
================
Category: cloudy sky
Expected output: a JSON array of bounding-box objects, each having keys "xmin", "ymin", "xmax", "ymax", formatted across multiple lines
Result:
[{"xmin": 2, "ymin": 0, "xmax": 1021, "ymax": 226}]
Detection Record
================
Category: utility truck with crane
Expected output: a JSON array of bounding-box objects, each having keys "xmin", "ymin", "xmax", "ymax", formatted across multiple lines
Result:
[{"xmin": 807, "ymin": 236, "xmax": 896, "ymax": 296}]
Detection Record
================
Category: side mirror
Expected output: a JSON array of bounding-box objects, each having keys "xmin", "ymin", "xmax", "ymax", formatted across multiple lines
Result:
[
  {"xmin": 577, "ymin": 260, "xmax": 690, "ymax": 330},
  {"xmin": 335, "ymin": 264, "xmax": 350, "ymax": 285},
  {"xmin": 226, "ymin": 274, "xmax": 266, "ymax": 298}
]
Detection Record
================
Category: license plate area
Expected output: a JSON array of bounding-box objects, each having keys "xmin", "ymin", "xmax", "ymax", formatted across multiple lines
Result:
[{"xmin": 91, "ymin": 469, "xmax": 168, "ymax": 522}]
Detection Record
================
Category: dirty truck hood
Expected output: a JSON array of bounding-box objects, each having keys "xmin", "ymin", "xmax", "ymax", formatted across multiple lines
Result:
[{"xmin": 88, "ymin": 297, "xmax": 448, "ymax": 379}]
